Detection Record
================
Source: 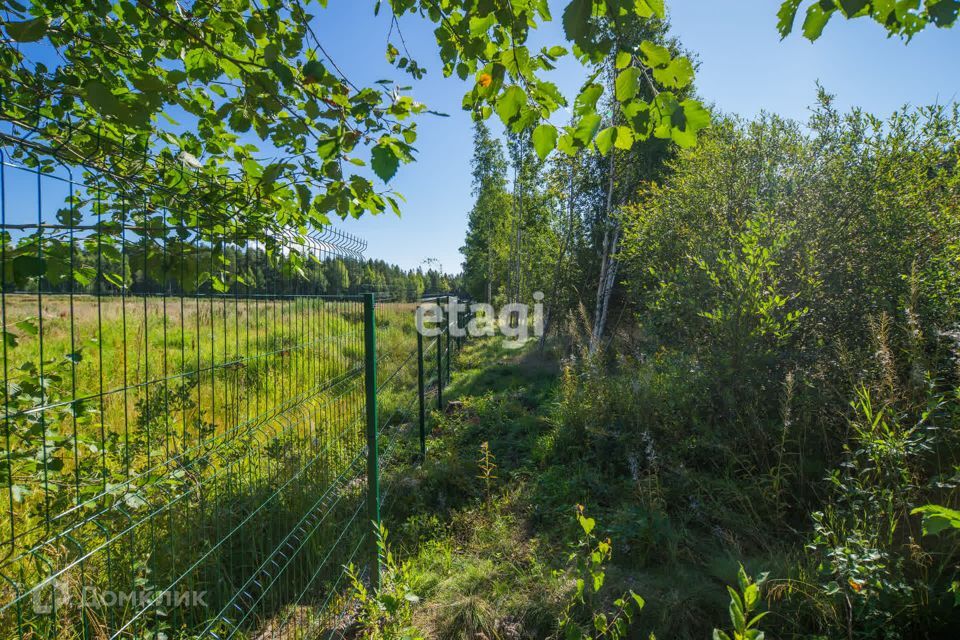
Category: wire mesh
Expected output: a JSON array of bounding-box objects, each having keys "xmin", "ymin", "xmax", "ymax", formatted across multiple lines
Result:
[{"xmin": 0, "ymin": 111, "xmax": 458, "ymax": 639}]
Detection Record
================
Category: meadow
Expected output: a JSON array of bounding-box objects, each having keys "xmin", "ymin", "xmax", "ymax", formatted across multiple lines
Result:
[{"xmin": 0, "ymin": 291, "xmax": 429, "ymax": 639}]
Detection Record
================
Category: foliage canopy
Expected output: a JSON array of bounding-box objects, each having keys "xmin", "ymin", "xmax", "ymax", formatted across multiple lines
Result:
[
  {"xmin": 0, "ymin": 0, "xmax": 708, "ymax": 242},
  {"xmin": 778, "ymin": 0, "xmax": 960, "ymax": 40}
]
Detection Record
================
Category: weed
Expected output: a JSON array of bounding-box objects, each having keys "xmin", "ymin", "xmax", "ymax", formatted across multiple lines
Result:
[
  {"xmin": 713, "ymin": 565, "xmax": 769, "ymax": 640},
  {"xmin": 347, "ymin": 524, "xmax": 423, "ymax": 640},
  {"xmin": 476, "ymin": 441, "xmax": 497, "ymax": 510},
  {"xmin": 555, "ymin": 507, "xmax": 646, "ymax": 640}
]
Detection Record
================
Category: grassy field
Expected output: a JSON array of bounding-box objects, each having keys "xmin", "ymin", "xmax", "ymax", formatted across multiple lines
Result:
[
  {"xmin": 355, "ymin": 330, "xmax": 960, "ymax": 639},
  {"xmin": 0, "ymin": 292, "xmax": 431, "ymax": 639},
  {"xmin": 358, "ymin": 337, "xmax": 749, "ymax": 638},
  {"xmin": 341, "ymin": 338, "xmax": 566, "ymax": 638}
]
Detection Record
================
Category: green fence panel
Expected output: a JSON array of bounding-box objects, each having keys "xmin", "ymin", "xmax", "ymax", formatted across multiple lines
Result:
[{"xmin": 0, "ymin": 108, "xmax": 459, "ymax": 640}]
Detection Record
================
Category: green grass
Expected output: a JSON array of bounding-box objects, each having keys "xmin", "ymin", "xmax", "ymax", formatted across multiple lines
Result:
[
  {"xmin": 372, "ymin": 339, "xmax": 572, "ymax": 639},
  {"xmin": 372, "ymin": 328, "xmax": 960, "ymax": 640},
  {"xmin": 0, "ymin": 292, "xmax": 426, "ymax": 639},
  {"xmin": 369, "ymin": 339, "xmax": 790, "ymax": 639}
]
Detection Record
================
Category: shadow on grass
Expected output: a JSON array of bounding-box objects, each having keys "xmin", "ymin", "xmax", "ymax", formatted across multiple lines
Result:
[{"xmin": 379, "ymin": 339, "xmax": 560, "ymax": 526}]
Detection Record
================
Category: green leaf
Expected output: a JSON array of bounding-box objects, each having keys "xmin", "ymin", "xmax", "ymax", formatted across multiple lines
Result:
[
  {"xmin": 15, "ymin": 318, "xmax": 38, "ymax": 335},
  {"xmin": 615, "ymin": 51, "xmax": 632, "ymax": 69},
  {"xmin": 83, "ymin": 80, "xmax": 124, "ymax": 118},
  {"xmin": 574, "ymin": 83, "xmax": 604, "ymax": 116},
  {"xmin": 295, "ymin": 183, "xmax": 312, "ymax": 213},
  {"xmin": 595, "ymin": 126, "xmax": 616, "ymax": 155},
  {"xmin": 728, "ymin": 586, "xmax": 746, "ymax": 630},
  {"xmin": 563, "ymin": 0, "xmax": 595, "ymax": 49},
  {"xmin": 652, "ymin": 57, "xmax": 694, "ymax": 89},
  {"xmin": 803, "ymin": 2, "xmax": 837, "ymax": 40},
  {"xmin": 652, "ymin": 92, "xmax": 680, "ymax": 139},
  {"xmin": 593, "ymin": 612, "xmax": 607, "ymax": 631},
  {"xmin": 578, "ymin": 514, "xmax": 596, "ymax": 535},
  {"xmin": 557, "ymin": 133, "xmax": 578, "ymax": 156},
  {"xmin": 639, "ymin": 41, "xmax": 672, "ymax": 68},
  {"xmin": 264, "ymin": 43, "xmax": 280, "ymax": 65},
  {"xmin": 131, "ymin": 73, "xmax": 166, "ymax": 93},
  {"xmin": 671, "ymin": 99, "xmax": 711, "ymax": 147},
  {"xmin": 2, "ymin": 330, "xmax": 18, "ymax": 349},
  {"xmin": 573, "ymin": 113, "xmax": 602, "ymax": 145},
  {"xmin": 615, "ymin": 67, "xmax": 641, "ymax": 102},
  {"xmin": 614, "ymin": 125, "xmax": 634, "ymax": 150},
  {"xmin": 546, "ymin": 45, "xmax": 569, "ymax": 58},
  {"xmin": 534, "ymin": 81, "xmax": 566, "ymax": 109},
  {"xmin": 503, "ymin": 46, "xmax": 532, "ymax": 80},
  {"xmin": 777, "ymin": 0, "xmax": 804, "ymax": 38},
  {"xmin": 371, "ymin": 143, "xmax": 400, "ymax": 183},
  {"xmin": 624, "ymin": 100, "xmax": 652, "ymax": 139},
  {"xmin": 912, "ymin": 504, "xmax": 960, "ymax": 536},
  {"xmin": 386, "ymin": 42, "xmax": 399, "ymax": 64},
  {"xmin": 260, "ymin": 162, "xmax": 284, "ymax": 187},
  {"xmin": 927, "ymin": 0, "xmax": 960, "ymax": 27},
  {"xmin": 4, "ymin": 17, "xmax": 48, "ymax": 42},
  {"xmin": 469, "ymin": 13, "xmax": 497, "ymax": 36},
  {"xmin": 317, "ymin": 136, "xmax": 339, "ymax": 160},
  {"xmin": 644, "ymin": 0, "xmax": 666, "ymax": 18},
  {"xmin": 634, "ymin": 0, "xmax": 655, "ymax": 18},
  {"xmin": 496, "ymin": 85, "xmax": 527, "ymax": 126},
  {"xmin": 837, "ymin": 0, "xmax": 870, "ymax": 17},
  {"xmin": 532, "ymin": 124, "xmax": 558, "ymax": 160},
  {"xmin": 748, "ymin": 611, "xmax": 771, "ymax": 628},
  {"xmin": 303, "ymin": 60, "xmax": 325, "ymax": 83},
  {"xmin": 592, "ymin": 572, "xmax": 604, "ymax": 592}
]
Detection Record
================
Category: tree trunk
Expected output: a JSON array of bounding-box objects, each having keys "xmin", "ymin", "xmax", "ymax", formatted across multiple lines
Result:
[
  {"xmin": 486, "ymin": 233, "xmax": 493, "ymax": 304},
  {"xmin": 590, "ymin": 133, "xmax": 618, "ymax": 354},
  {"xmin": 540, "ymin": 154, "xmax": 576, "ymax": 351},
  {"xmin": 591, "ymin": 225, "xmax": 620, "ymax": 354},
  {"xmin": 515, "ymin": 162, "xmax": 524, "ymax": 303}
]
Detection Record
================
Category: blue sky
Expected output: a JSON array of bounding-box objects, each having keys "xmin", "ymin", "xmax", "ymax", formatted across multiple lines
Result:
[
  {"xmin": 4, "ymin": 2, "xmax": 957, "ymax": 272},
  {"xmin": 313, "ymin": 0, "xmax": 960, "ymax": 273}
]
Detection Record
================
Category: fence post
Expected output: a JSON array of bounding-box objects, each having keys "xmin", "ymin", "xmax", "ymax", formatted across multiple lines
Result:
[
  {"xmin": 446, "ymin": 295, "xmax": 452, "ymax": 384},
  {"xmin": 417, "ymin": 331, "xmax": 426, "ymax": 459},
  {"xmin": 363, "ymin": 293, "xmax": 381, "ymax": 591},
  {"xmin": 455, "ymin": 296, "xmax": 463, "ymax": 352},
  {"xmin": 437, "ymin": 299, "xmax": 444, "ymax": 411}
]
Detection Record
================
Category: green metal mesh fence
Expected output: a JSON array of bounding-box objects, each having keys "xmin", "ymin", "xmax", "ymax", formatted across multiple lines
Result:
[{"xmin": 0, "ymin": 106, "xmax": 459, "ymax": 639}]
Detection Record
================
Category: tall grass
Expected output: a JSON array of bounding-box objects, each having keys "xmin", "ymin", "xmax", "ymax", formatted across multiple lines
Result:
[{"xmin": 0, "ymin": 292, "xmax": 422, "ymax": 639}]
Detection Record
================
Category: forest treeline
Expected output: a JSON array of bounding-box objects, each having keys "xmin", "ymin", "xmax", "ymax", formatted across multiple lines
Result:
[
  {"xmin": 457, "ymin": 88, "xmax": 960, "ymax": 637},
  {"xmin": 7, "ymin": 241, "xmax": 458, "ymax": 301}
]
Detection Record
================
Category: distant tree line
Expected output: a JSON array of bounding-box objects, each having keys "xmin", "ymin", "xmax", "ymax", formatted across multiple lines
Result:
[{"xmin": 4, "ymin": 239, "xmax": 458, "ymax": 301}]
